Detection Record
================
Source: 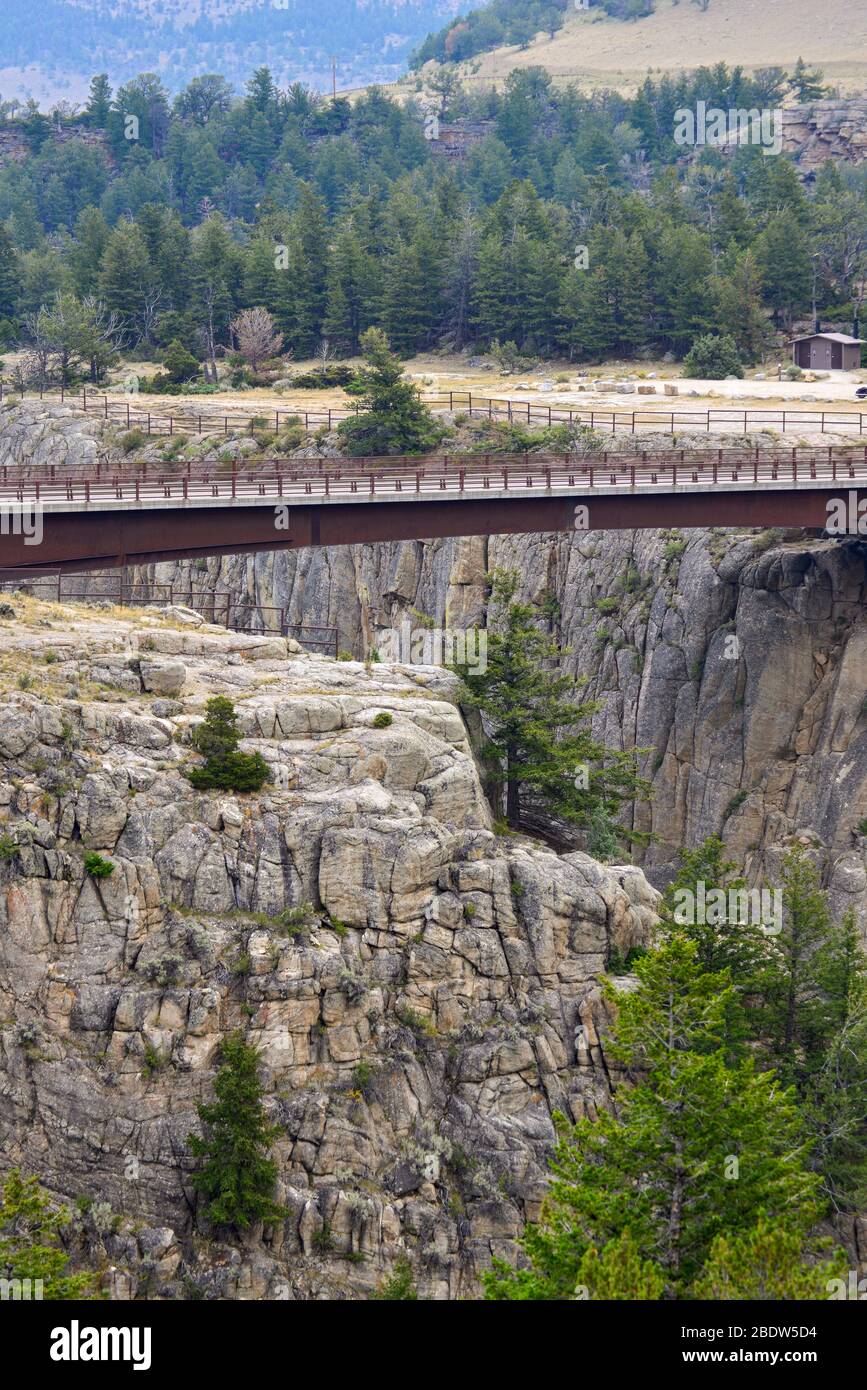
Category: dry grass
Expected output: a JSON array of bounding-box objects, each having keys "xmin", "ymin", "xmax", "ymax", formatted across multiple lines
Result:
[{"xmin": 403, "ymin": 0, "xmax": 867, "ymax": 95}]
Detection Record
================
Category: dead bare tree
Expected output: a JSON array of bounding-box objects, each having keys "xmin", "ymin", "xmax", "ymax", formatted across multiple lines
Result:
[{"xmin": 230, "ymin": 307, "xmax": 285, "ymax": 372}]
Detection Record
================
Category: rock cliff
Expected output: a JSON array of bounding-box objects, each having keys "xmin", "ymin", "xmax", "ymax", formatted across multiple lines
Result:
[
  {"xmin": 783, "ymin": 98, "xmax": 867, "ymax": 172},
  {"xmin": 0, "ymin": 597, "xmax": 658, "ymax": 1298},
  {"xmin": 129, "ymin": 527, "xmax": 867, "ymax": 933}
]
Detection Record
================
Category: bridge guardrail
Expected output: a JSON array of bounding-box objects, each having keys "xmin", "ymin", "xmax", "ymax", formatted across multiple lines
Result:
[{"xmin": 1, "ymin": 447, "xmax": 866, "ymax": 504}]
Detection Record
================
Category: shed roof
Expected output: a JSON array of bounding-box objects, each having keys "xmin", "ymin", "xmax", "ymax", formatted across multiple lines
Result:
[{"xmin": 790, "ymin": 332, "xmax": 865, "ymax": 344}]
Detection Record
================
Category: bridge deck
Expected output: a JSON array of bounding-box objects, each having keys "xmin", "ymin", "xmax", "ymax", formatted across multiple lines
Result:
[{"xmin": 0, "ymin": 448, "xmax": 864, "ymax": 575}]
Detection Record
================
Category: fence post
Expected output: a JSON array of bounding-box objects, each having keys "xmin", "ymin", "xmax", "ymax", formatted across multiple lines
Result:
[{"xmin": 147, "ymin": 413, "xmax": 151, "ymax": 435}]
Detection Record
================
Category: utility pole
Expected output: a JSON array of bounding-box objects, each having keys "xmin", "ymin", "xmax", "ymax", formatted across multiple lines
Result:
[{"xmin": 331, "ymin": 56, "xmax": 336, "ymax": 101}]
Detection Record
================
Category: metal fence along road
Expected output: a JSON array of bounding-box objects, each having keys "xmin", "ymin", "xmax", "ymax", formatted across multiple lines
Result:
[{"xmin": 2, "ymin": 384, "xmax": 867, "ymax": 437}]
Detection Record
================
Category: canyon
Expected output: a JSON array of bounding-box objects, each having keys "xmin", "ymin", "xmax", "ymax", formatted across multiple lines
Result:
[{"xmin": 1, "ymin": 400, "xmax": 866, "ymax": 1295}]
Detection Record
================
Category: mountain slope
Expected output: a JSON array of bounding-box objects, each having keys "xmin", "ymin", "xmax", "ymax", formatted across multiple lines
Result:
[
  {"xmin": 0, "ymin": 0, "xmax": 470, "ymax": 103},
  {"xmin": 410, "ymin": 0, "xmax": 867, "ymax": 94}
]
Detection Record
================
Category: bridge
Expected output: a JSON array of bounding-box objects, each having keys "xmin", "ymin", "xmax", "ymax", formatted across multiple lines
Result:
[{"xmin": 0, "ymin": 445, "xmax": 865, "ymax": 575}]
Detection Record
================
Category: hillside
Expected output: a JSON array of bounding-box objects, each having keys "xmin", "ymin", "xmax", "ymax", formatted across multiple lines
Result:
[
  {"xmin": 0, "ymin": 0, "xmax": 470, "ymax": 104},
  {"xmin": 409, "ymin": 0, "xmax": 867, "ymax": 95}
]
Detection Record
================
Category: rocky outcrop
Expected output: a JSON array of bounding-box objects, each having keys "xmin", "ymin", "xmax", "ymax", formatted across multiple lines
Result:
[
  {"xmin": 783, "ymin": 99, "xmax": 867, "ymax": 172},
  {"xmin": 0, "ymin": 599, "xmax": 658, "ymax": 1299},
  {"xmin": 110, "ymin": 527, "xmax": 867, "ymax": 934}
]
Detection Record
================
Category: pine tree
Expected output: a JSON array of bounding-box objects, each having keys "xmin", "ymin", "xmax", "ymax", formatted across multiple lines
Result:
[
  {"xmin": 756, "ymin": 211, "xmax": 811, "ymax": 329},
  {"xmin": 662, "ymin": 835, "xmax": 768, "ymax": 980},
  {"xmin": 791, "ymin": 58, "xmax": 827, "ymax": 102},
  {"xmin": 661, "ymin": 835, "xmax": 768, "ymax": 1058},
  {"xmin": 573, "ymin": 1231, "xmax": 666, "ymax": 1301},
  {"xmin": 604, "ymin": 229, "xmax": 650, "ymax": 356},
  {"xmin": 760, "ymin": 847, "xmax": 866, "ymax": 1090},
  {"xmin": 336, "ymin": 327, "xmax": 445, "ymax": 456},
  {"xmin": 69, "ymin": 207, "xmax": 110, "ymax": 299},
  {"xmin": 692, "ymin": 1214, "xmax": 845, "ymax": 1300},
  {"xmin": 653, "ymin": 224, "xmax": 716, "ymax": 354},
  {"xmin": 381, "ymin": 227, "xmax": 444, "ymax": 355},
  {"xmin": 323, "ymin": 223, "xmax": 379, "ymax": 355},
  {"xmin": 715, "ymin": 248, "xmax": 768, "ymax": 364},
  {"xmin": 84, "ymin": 74, "xmax": 112, "ymax": 129},
  {"xmin": 452, "ymin": 569, "xmax": 648, "ymax": 834},
  {"xmin": 291, "ymin": 186, "xmax": 330, "ymax": 356},
  {"xmin": 187, "ymin": 696, "xmax": 269, "ymax": 792},
  {"xmin": 485, "ymin": 937, "xmax": 823, "ymax": 1299},
  {"xmin": 98, "ymin": 220, "xmax": 153, "ymax": 338},
  {"xmin": 0, "ymin": 223, "xmax": 20, "ymax": 331},
  {"xmin": 188, "ymin": 1032, "xmax": 285, "ymax": 1231},
  {"xmin": 0, "ymin": 1169, "xmax": 98, "ymax": 1299}
]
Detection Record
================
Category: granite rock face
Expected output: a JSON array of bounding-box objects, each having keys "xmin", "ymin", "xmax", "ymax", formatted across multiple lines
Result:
[
  {"xmin": 0, "ymin": 601, "xmax": 658, "ymax": 1299},
  {"xmin": 115, "ymin": 527, "xmax": 867, "ymax": 932},
  {"xmin": 782, "ymin": 99, "xmax": 867, "ymax": 172}
]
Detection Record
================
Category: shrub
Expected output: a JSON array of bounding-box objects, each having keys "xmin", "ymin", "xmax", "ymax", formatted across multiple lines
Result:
[
  {"xmin": 290, "ymin": 365, "xmax": 356, "ymax": 389},
  {"xmin": 162, "ymin": 338, "xmax": 200, "ymax": 384},
  {"xmin": 275, "ymin": 902, "xmax": 317, "ymax": 936},
  {"xmin": 372, "ymin": 1255, "xmax": 418, "ymax": 1300},
  {"xmin": 187, "ymin": 696, "xmax": 269, "ymax": 793},
  {"xmin": 682, "ymin": 334, "xmax": 744, "ymax": 380},
  {"xmin": 120, "ymin": 427, "xmax": 147, "ymax": 455},
  {"xmin": 351, "ymin": 1061, "xmax": 374, "ymax": 1094},
  {"xmin": 372, "ymin": 711, "xmax": 393, "ymax": 728},
  {"xmin": 160, "ymin": 435, "xmax": 189, "ymax": 463},
  {"xmin": 313, "ymin": 1223, "xmax": 335, "ymax": 1251},
  {"xmin": 142, "ymin": 1041, "xmax": 169, "ymax": 1076},
  {"xmin": 277, "ymin": 423, "xmax": 305, "ymax": 449},
  {"xmin": 607, "ymin": 944, "xmax": 648, "ymax": 975},
  {"xmin": 0, "ymin": 1169, "xmax": 99, "ymax": 1299},
  {"xmin": 663, "ymin": 538, "xmax": 687, "ymax": 565},
  {"xmin": 84, "ymin": 851, "xmax": 114, "ymax": 879}
]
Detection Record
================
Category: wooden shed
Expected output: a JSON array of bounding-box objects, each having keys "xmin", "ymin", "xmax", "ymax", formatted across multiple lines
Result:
[{"xmin": 791, "ymin": 332, "xmax": 864, "ymax": 371}]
